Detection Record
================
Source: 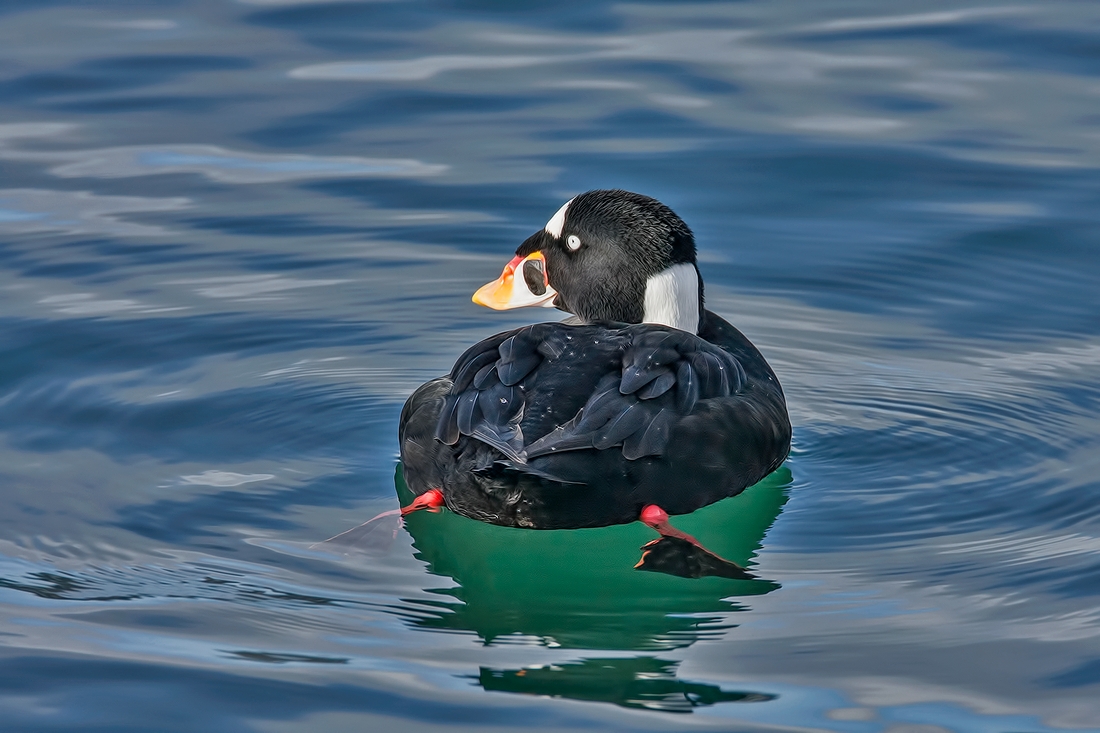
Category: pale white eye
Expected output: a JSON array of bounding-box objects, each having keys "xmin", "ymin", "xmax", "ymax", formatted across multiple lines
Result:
[{"xmin": 566, "ymin": 235, "xmax": 581, "ymax": 251}]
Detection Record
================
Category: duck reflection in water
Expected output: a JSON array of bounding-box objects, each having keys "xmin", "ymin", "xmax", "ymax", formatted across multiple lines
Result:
[
  {"xmin": 394, "ymin": 465, "xmax": 789, "ymax": 644},
  {"xmin": 392, "ymin": 465, "xmax": 790, "ymax": 712}
]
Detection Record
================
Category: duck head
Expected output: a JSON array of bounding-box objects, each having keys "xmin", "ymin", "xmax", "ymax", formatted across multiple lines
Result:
[{"xmin": 473, "ymin": 190, "xmax": 703, "ymax": 333}]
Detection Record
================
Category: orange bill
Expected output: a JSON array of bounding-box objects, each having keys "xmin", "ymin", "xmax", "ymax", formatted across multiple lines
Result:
[{"xmin": 472, "ymin": 251, "xmax": 558, "ymax": 310}]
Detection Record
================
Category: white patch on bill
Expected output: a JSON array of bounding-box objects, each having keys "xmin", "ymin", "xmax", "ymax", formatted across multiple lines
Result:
[
  {"xmin": 544, "ymin": 197, "xmax": 573, "ymax": 238},
  {"xmin": 643, "ymin": 263, "xmax": 700, "ymax": 333}
]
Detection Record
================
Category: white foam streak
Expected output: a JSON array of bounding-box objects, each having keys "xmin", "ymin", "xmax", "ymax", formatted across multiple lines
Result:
[
  {"xmin": 0, "ymin": 188, "xmax": 188, "ymax": 237},
  {"xmin": 787, "ymin": 116, "xmax": 905, "ymax": 134},
  {"xmin": 181, "ymin": 471, "xmax": 274, "ymax": 488},
  {"xmin": 798, "ymin": 7, "xmax": 1030, "ymax": 35},
  {"xmin": 291, "ymin": 55, "xmax": 551, "ymax": 82},
  {"xmin": 166, "ymin": 275, "xmax": 347, "ymax": 299}
]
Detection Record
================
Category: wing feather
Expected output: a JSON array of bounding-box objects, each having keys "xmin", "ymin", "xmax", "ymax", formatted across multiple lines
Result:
[
  {"xmin": 455, "ymin": 389, "xmax": 480, "ymax": 436},
  {"xmin": 622, "ymin": 407, "xmax": 675, "ymax": 459},
  {"xmin": 592, "ymin": 402, "xmax": 648, "ymax": 450},
  {"xmin": 675, "ymin": 359, "xmax": 699, "ymax": 413},
  {"xmin": 496, "ymin": 329, "xmax": 544, "ymax": 385},
  {"xmin": 636, "ymin": 369, "xmax": 676, "ymax": 400}
]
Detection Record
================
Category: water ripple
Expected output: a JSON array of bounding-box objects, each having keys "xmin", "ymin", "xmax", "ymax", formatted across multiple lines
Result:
[{"xmin": 1, "ymin": 139, "xmax": 446, "ymax": 183}]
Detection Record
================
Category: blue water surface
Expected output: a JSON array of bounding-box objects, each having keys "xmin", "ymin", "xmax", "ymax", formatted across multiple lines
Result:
[{"xmin": 2, "ymin": 1, "xmax": 1100, "ymax": 731}]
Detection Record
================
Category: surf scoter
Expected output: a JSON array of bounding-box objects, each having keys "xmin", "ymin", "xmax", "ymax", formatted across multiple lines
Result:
[{"xmin": 397, "ymin": 190, "xmax": 790, "ymax": 573}]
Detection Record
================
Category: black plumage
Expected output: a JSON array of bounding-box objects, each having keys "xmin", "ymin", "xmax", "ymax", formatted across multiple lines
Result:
[{"xmin": 399, "ymin": 190, "xmax": 791, "ymax": 530}]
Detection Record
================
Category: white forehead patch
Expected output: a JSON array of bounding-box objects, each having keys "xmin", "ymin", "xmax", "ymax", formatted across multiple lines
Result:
[{"xmin": 544, "ymin": 197, "xmax": 573, "ymax": 238}]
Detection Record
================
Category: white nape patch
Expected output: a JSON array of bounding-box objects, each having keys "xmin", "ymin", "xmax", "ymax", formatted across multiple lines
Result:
[
  {"xmin": 544, "ymin": 197, "xmax": 573, "ymax": 238},
  {"xmin": 643, "ymin": 263, "xmax": 700, "ymax": 333}
]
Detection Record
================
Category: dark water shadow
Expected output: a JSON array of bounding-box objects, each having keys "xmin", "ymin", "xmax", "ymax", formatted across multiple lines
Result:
[{"xmin": 476, "ymin": 657, "xmax": 775, "ymax": 713}]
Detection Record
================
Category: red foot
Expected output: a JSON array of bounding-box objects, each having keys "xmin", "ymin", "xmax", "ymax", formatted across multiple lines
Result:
[
  {"xmin": 401, "ymin": 488, "xmax": 445, "ymax": 516},
  {"xmin": 636, "ymin": 504, "xmax": 753, "ymax": 578},
  {"xmin": 639, "ymin": 504, "xmax": 703, "ymax": 547}
]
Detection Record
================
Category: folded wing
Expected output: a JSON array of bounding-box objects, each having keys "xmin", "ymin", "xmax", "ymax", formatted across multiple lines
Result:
[{"xmin": 434, "ymin": 323, "xmax": 746, "ymax": 474}]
